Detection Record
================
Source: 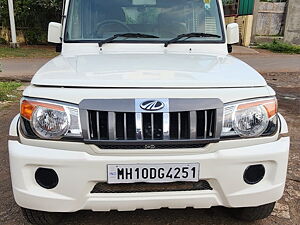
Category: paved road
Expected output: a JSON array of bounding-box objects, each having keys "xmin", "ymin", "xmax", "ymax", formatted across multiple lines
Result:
[
  {"xmin": 231, "ymin": 46, "xmax": 300, "ymax": 73},
  {"xmin": 0, "ymin": 58, "xmax": 50, "ymax": 81},
  {"xmin": 233, "ymin": 54, "xmax": 300, "ymax": 73},
  {"xmin": 0, "ymin": 72, "xmax": 299, "ymax": 225},
  {"xmin": 1, "ymin": 47, "xmax": 300, "ymax": 81}
]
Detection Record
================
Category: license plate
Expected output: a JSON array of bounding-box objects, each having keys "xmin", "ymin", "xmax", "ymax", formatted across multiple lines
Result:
[{"xmin": 107, "ymin": 163, "xmax": 199, "ymax": 184}]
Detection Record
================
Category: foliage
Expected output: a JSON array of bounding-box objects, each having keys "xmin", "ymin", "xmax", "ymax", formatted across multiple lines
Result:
[
  {"xmin": 222, "ymin": 0, "xmax": 236, "ymax": 4},
  {"xmin": 0, "ymin": 0, "xmax": 63, "ymax": 44},
  {"xmin": 257, "ymin": 40, "xmax": 300, "ymax": 54},
  {"xmin": 24, "ymin": 29, "xmax": 48, "ymax": 45},
  {"xmin": 260, "ymin": 0, "xmax": 286, "ymax": 2},
  {"xmin": 0, "ymin": 37, "xmax": 7, "ymax": 44},
  {"xmin": 0, "ymin": 81, "xmax": 22, "ymax": 101},
  {"xmin": 0, "ymin": 45, "xmax": 58, "ymax": 58}
]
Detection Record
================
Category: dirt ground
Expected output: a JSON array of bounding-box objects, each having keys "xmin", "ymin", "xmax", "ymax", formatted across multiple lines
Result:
[{"xmin": 0, "ymin": 72, "xmax": 299, "ymax": 225}]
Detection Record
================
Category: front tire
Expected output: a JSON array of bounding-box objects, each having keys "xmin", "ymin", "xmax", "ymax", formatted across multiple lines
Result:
[
  {"xmin": 21, "ymin": 207, "xmax": 63, "ymax": 225},
  {"xmin": 230, "ymin": 202, "xmax": 276, "ymax": 221}
]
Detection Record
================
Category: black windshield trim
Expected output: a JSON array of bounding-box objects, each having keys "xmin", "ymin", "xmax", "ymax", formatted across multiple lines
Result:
[
  {"xmin": 65, "ymin": 39, "xmax": 226, "ymax": 44},
  {"xmin": 63, "ymin": 0, "xmax": 226, "ymax": 44}
]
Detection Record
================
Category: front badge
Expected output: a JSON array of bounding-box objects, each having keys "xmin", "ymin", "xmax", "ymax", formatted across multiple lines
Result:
[{"xmin": 140, "ymin": 100, "xmax": 165, "ymax": 111}]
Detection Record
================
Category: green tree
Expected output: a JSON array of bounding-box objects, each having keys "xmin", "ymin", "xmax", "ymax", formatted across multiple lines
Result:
[{"xmin": 0, "ymin": 0, "xmax": 63, "ymax": 44}]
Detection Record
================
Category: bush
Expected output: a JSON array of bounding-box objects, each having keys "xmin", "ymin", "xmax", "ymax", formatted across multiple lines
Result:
[
  {"xmin": 257, "ymin": 40, "xmax": 300, "ymax": 54},
  {"xmin": 24, "ymin": 29, "xmax": 48, "ymax": 45},
  {"xmin": 0, "ymin": 38, "xmax": 7, "ymax": 44}
]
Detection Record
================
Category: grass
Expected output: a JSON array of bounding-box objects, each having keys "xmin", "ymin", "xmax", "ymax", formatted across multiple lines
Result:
[
  {"xmin": 0, "ymin": 82, "xmax": 22, "ymax": 101},
  {"xmin": 0, "ymin": 45, "xmax": 58, "ymax": 58},
  {"xmin": 257, "ymin": 40, "xmax": 300, "ymax": 54}
]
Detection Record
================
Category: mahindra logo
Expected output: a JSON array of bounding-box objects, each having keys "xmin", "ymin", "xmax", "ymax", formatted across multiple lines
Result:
[{"xmin": 140, "ymin": 100, "xmax": 165, "ymax": 111}]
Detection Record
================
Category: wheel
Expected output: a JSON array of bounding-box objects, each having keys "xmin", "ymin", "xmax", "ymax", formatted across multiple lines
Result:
[
  {"xmin": 21, "ymin": 207, "xmax": 63, "ymax": 225},
  {"xmin": 230, "ymin": 202, "xmax": 276, "ymax": 221}
]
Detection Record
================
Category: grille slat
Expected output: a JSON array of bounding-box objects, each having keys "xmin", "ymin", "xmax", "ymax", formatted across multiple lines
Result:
[
  {"xmin": 190, "ymin": 111, "xmax": 197, "ymax": 139},
  {"xmin": 136, "ymin": 113, "xmax": 143, "ymax": 140},
  {"xmin": 86, "ymin": 108, "xmax": 217, "ymax": 149},
  {"xmin": 86, "ymin": 111, "xmax": 91, "ymax": 139},
  {"xmin": 124, "ymin": 113, "xmax": 127, "ymax": 140},
  {"xmin": 151, "ymin": 113, "xmax": 154, "ymax": 139},
  {"xmin": 163, "ymin": 113, "xmax": 170, "ymax": 140},
  {"xmin": 178, "ymin": 112, "xmax": 181, "ymax": 139},
  {"xmin": 108, "ymin": 112, "xmax": 116, "ymax": 140},
  {"xmin": 96, "ymin": 112, "xmax": 101, "ymax": 139},
  {"xmin": 208, "ymin": 110, "xmax": 213, "ymax": 137},
  {"xmin": 204, "ymin": 111, "xmax": 208, "ymax": 139}
]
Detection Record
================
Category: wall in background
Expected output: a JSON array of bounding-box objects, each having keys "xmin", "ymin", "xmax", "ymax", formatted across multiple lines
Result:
[
  {"xmin": 255, "ymin": 2, "xmax": 287, "ymax": 36},
  {"xmin": 284, "ymin": 0, "xmax": 300, "ymax": 44}
]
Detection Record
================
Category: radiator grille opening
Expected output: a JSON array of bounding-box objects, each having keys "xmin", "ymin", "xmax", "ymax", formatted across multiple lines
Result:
[
  {"xmin": 126, "ymin": 113, "xmax": 136, "ymax": 140},
  {"xmin": 99, "ymin": 111, "xmax": 109, "ymax": 140},
  {"xmin": 170, "ymin": 113, "xmax": 179, "ymax": 139},
  {"xmin": 142, "ymin": 113, "xmax": 152, "ymax": 140},
  {"xmin": 181, "ymin": 112, "xmax": 190, "ymax": 139},
  {"xmin": 116, "ymin": 113, "xmax": 125, "ymax": 140},
  {"xmin": 91, "ymin": 180, "xmax": 213, "ymax": 193},
  {"xmin": 96, "ymin": 143, "xmax": 207, "ymax": 149},
  {"xmin": 154, "ymin": 113, "xmax": 163, "ymax": 140}
]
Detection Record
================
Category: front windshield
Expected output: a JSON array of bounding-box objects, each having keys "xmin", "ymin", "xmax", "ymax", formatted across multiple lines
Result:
[{"xmin": 65, "ymin": 0, "xmax": 224, "ymax": 43}]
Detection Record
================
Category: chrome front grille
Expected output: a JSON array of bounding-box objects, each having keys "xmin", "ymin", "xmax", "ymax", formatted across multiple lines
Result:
[
  {"xmin": 87, "ymin": 110, "xmax": 216, "ymax": 141},
  {"xmin": 79, "ymin": 98, "xmax": 223, "ymax": 148}
]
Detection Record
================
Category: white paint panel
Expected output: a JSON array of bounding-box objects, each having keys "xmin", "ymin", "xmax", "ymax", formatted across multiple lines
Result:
[{"xmin": 31, "ymin": 54, "xmax": 266, "ymax": 88}]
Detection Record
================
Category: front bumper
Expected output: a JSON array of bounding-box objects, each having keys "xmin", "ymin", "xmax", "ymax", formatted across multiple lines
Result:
[{"xmin": 9, "ymin": 133, "xmax": 290, "ymax": 212}]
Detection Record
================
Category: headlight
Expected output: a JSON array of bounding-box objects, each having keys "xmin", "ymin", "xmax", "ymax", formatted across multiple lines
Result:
[
  {"xmin": 20, "ymin": 98, "xmax": 82, "ymax": 140},
  {"xmin": 222, "ymin": 97, "xmax": 278, "ymax": 138}
]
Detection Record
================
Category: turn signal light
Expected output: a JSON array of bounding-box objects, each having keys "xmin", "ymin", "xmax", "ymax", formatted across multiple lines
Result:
[
  {"xmin": 237, "ymin": 98, "xmax": 277, "ymax": 118},
  {"xmin": 21, "ymin": 100, "xmax": 65, "ymax": 120}
]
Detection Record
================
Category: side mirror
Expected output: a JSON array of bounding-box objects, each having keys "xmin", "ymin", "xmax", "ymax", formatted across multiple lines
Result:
[
  {"xmin": 48, "ymin": 22, "xmax": 62, "ymax": 43},
  {"xmin": 227, "ymin": 23, "xmax": 239, "ymax": 45}
]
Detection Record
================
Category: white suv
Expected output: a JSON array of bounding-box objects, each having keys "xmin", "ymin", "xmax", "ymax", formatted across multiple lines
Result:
[{"xmin": 9, "ymin": 0, "xmax": 289, "ymax": 224}]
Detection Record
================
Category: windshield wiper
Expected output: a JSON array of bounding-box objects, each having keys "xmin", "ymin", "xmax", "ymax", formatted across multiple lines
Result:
[
  {"xmin": 98, "ymin": 33, "xmax": 159, "ymax": 47},
  {"xmin": 164, "ymin": 33, "xmax": 221, "ymax": 47}
]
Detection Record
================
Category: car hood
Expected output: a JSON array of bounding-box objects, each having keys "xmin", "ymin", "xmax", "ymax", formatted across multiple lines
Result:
[{"xmin": 32, "ymin": 53, "xmax": 267, "ymax": 88}]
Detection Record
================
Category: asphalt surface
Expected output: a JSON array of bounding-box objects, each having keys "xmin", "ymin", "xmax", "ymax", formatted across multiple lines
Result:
[
  {"xmin": 0, "ymin": 72, "xmax": 299, "ymax": 225},
  {"xmin": 233, "ymin": 54, "xmax": 300, "ymax": 73},
  {"xmin": 0, "ymin": 58, "xmax": 50, "ymax": 81}
]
